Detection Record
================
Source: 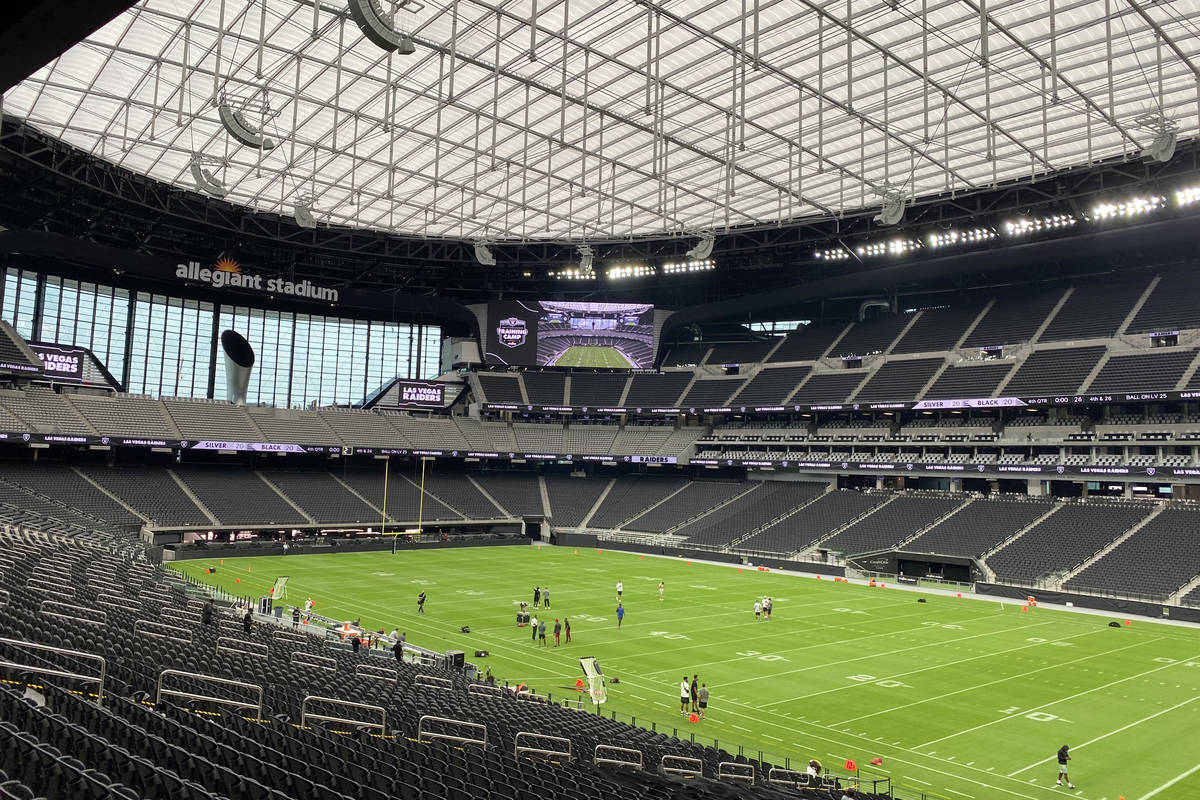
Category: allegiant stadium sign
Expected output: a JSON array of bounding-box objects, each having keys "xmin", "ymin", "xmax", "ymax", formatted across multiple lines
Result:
[{"xmin": 176, "ymin": 259, "xmax": 340, "ymax": 303}]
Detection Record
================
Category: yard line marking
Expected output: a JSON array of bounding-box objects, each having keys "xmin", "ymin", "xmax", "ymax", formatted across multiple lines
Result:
[
  {"xmin": 946, "ymin": 790, "xmax": 975, "ymax": 798},
  {"xmin": 756, "ymin": 618, "xmax": 1057, "ymax": 700},
  {"xmin": 732, "ymin": 725, "xmax": 751, "ymax": 732},
  {"xmin": 763, "ymin": 734, "xmax": 783, "ymax": 741},
  {"xmin": 1007, "ymin": 694, "xmax": 1200, "ymax": 776},
  {"xmin": 835, "ymin": 634, "xmax": 1146, "ymax": 726},
  {"xmin": 916, "ymin": 643, "xmax": 1195, "ymax": 749},
  {"xmin": 909, "ymin": 778, "xmax": 932, "ymax": 785},
  {"xmin": 1137, "ymin": 761, "xmax": 1200, "ymax": 799}
]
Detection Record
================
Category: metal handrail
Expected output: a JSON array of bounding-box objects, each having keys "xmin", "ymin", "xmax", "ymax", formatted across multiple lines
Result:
[
  {"xmin": 717, "ymin": 762, "xmax": 755, "ymax": 783},
  {"xmin": 767, "ymin": 767, "xmax": 814, "ymax": 787},
  {"xmin": 216, "ymin": 636, "xmax": 268, "ymax": 660},
  {"xmin": 270, "ymin": 629, "xmax": 309, "ymax": 644},
  {"xmin": 0, "ymin": 636, "xmax": 106, "ymax": 703},
  {"xmin": 301, "ymin": 695, "xmax": 387, "ymax": 731},
  {"xmin": 290, "ymin": 652, "xmax": 337, "ymax": 672},
  {"xmin": 355, "ymin": 664, "xmax": 398, "ymax": 682},
  {"xmin": 514, "ymin": 732, "xmax": 571, "ymax": 760},
  {"xmin": 594, "ymin": 744, "xmax": 643, "ymax": 770},
  {"xmin": 40, "ymin": 600, "xmax": 106, "ymax": 626},
  {"xmin": 413, "ymin": 673, "xmax": 455, "ymax": 691},
  {"xmin": 133, "ymin": 619, "xmax": 192, "ymax": 644},
  {"xmin": 661, "ymin": 755, "xmax": 703, "ymax": 778},
  {"xmin": 26, "ymin": 577, "xmax": 74, "ymax": 598},
  {"xmin": 156, "ymin": 669, "xmax": 263, "ymax": 717},
  {"xmin": 466, "ymin": 683, "xmax": 505, "ymax": 697},
  {"xmin": 417, "ymin": 715, "xmax": 487, "ymax": 748},
  {"xmin": 95, "ymin": 592, "xmax": 129, "ymax": 611}
]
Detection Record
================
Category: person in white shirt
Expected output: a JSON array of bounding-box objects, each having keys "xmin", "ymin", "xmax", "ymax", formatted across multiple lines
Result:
[
  {"xmin": 658, "ymin": 581, "xmax": 664, "ymax": 600},
  {"xmin": 754, "ymin": 600, "xmax": 762, "ymax": 619},
  {"xmin": 806, "ymin": 759, "xmax": 822, "ymax": 777},
  {"xmin": 679, "ymin": 677, "xmax": 690, "ymax": 715},
  {"xmin": 531, "ymin": 615, "xmax": 539, "ymax": 642},
  {"xmin": 616, "ymin": 580, "xmax": 623, "ymax": 600}
]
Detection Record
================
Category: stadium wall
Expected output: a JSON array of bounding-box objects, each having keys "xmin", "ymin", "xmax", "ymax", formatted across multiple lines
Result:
[
  {"xmin": 552, "ymin": 532, "xmax": 846, "ymax": 576},
  {"xmin": 975, "ymin": 581, "xmax": 1200, "ymax": 624},
  {"xmin": 165, "ymin": 534, "xmax": 528, "ymax": 560}
]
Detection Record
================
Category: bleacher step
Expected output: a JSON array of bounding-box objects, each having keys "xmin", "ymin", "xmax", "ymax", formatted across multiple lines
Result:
[
  {"xmin": 800, "ymin": 494, "xmax": 899, "ymax": 556},
  {"xmin": 978, "ymin": 503, "xmax": 1065, "ymax": 582},
  {"xmin": 165, "ymin": 469, "xmax": 220, "ymax": 526},
  {"xmin": 466, "ymin": 474, "xmax": 512, "ymax": 518},
  {"xmin": 1054, "ymin": 503, "xmax": 1167, "ymax": 589},
  {"xmin": 617, "ymin": 481, "xmax": 695, "ymax": 530},
  {"xmin": 330, "ymin": 473, "xmax": 384, "ymax": 518},
  {"xmin": 72, "ymin": 466, "xmax": 149, "ymax": 524},
  {"xmin": 892, "ymin": 497, "xmax": 975, "ymax": 550},
  {"xmin": 577, "ymin": 478, "xmax": 615, "ymax": 531},
  {"xmin": 727, "ymin": 482, "xmax": 832, "ymax": 549},
  {"xmin": 660, "ymin": 482, "xmax": 761, "ymax": 537},
  {"xmin": 1029, "ymin": 287, "xmax": 1074, "ymax": 345},
  {"xmin": 1114, "ymin": 275, "xmax": 1161, "ymax": 336},
  {"xmin": 1167, "ymin": 572, "xmax": 1200, "ymax": 606},
  {"xmin": 256, "ymin": 471, "xmax": 316, "ymax": 525}
]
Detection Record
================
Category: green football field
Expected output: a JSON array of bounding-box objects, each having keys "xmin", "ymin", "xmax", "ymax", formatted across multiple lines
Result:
[
  {"xmin": 170, "ymin": 546, "xmax": 1200, "ymax": 800},
  {"xmin": 549, "ymin": 345, "xmax": 635, "ymax": 368}
]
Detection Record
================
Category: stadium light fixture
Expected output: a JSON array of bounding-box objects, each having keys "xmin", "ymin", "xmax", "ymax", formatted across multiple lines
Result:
[
  {"xmin": 607, "ymin": 264, "xmax": 655, "ymax": 280},
  {"xmin": 662, "ymin": 259, "xmax": 715, "ymax": 275},
  {"xmin": 684, "ymin": 233, "xmax": 715, "ymax": 261},
  {"xmin": 1090, "ymin": 195, "xmax": 1165, "ymax": 221},
  {"xmin": 927, "ymin": 227, "xmax": 997, "ymax": 249},
  {"xmin": 473, "ymin": 242, "xmax": 497, "ymax": 266},
  {"xmin": 1133, "ymin": 111, "xmax": 1177, "ymax": 164},
  {"xmin": 348, "ymin": 0, "xmax": 419, "ymax": 53},
  {"xmin": 856, "ymin": 238, "xmax": 920, "ymax": 258},
  {"xmin": 1175, "ymin": 186, "xmax": 1200, "ymax": 207},
  {"xmin": 814, "ymin": 248, "xmax": 850, "ymax": 261},
  {"xmin": 1002, "ymin": 214, "xmax": 1076, "ymax": 236}
]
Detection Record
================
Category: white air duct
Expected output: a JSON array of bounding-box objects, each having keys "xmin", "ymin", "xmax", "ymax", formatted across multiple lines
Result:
[{"xmin": 220, "ymin": 329, "xmax": 256, "ymax": 405}]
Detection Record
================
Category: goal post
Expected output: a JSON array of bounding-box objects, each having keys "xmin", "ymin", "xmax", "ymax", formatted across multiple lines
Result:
[{"xmin": 579, "ymin": 656, "xmax": 607, "ymax": 705}]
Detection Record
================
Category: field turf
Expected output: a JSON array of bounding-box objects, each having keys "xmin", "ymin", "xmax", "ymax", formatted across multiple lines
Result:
[
  {"xmin": 171, "ymin": 546, "xmax": 1200, "ymax": 800},
  {"xmin": 549, "ymin": 345, "xmax": 635, "ymax": 368}
]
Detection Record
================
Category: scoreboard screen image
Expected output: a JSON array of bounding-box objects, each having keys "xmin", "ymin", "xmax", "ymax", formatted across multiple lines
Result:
[{"xmin": 536, "ymin": 301, "xmax": 654, "ymax": 369}]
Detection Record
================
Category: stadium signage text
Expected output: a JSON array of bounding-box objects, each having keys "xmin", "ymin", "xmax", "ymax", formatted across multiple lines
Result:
[{"xmin": 176, "ymin": 261, "xmax": 340, "ymax": 303}]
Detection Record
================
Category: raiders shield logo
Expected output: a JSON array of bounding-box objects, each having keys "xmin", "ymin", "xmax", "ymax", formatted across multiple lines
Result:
[{"xmin": 497, "ymin": 317, "xmax": 529, "ymax": 348}]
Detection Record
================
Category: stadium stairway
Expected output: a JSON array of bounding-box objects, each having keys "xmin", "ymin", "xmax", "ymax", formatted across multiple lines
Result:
[
  {"xmin": 726, "ymin": 485, "xmax": 831, "ymax": 550},
  {"xmin": 1054, "ymin": 502, "xmax": 1168, "ymax": 588},
  {"xmin": 166, "ymin": 471, "xmax": 220, "ymax": 527},
  {"xmin": 889, "ymin": 496, "xmax": 975, "ymax": 551},
  {"xmin": 975, "ymin": 503, "xmax": 1065, "ymax": 581},
  {"xmin": 797, "ymin": 493, "xmax": 899, "ymax": 558}
]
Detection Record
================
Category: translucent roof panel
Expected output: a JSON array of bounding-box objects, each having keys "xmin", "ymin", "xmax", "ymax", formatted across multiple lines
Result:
[{"xmin": 5, "ymin": 0, "xmax": 1198, "ymax": 242}]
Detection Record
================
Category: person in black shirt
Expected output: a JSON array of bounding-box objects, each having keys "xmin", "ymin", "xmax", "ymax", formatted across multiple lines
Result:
[
  {"xmin": 201, "ymin": 600, "xmax": 215, "ymax": 626},
  {"xmin": 417, "ymin": 591, "xmax": 426, "ymax": 613},
  {"xmin": 351, "ymin": 635, "xmax": 361, "ymax": 654},
  {"xmin": 291, "ymin": 607, "xmax": 300, "ymax": 628},
  {"xmin": 690, "ymin": 675, "xmax": 699, "ymax": 713},
  {"xmin": 1055, "ymin": 744, "xmax": 1074, "ymax": 789},
  {"xmin": 533, "ymin": 586, "xmax": 541, "ymax": 608},
  {"xmin": 242, "ymin": 609, "xmax": 252, "ymax": 634}
]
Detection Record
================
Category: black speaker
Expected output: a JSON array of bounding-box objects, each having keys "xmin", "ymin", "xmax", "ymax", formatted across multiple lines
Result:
[
  {"xmin": 917, "ymin": 598, "xmax": 926, "ymax": 603},
  {"xmin": 1108, "ymin": 621, "xmax": 1121, "ymax": 628},
  {"xmin": 474, "ymin": 650, "xmax": 489, "ymax": 657},
  {"xmin": 460, "ymin": 625, "xmax": 471, "ymax": 633}
]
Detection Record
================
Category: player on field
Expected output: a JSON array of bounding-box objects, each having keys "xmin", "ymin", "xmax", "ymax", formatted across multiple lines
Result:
[
  {"xmin": 698, "ymin": 683, "xmax": 708, "ymax": 718},
  {"xmin": 533, "ymin": 586, "xmax": 541, "ymax": 608},
  {"xmin": 616, "ymin": 580, "xmax": 623, "ymax": 600},
  {"xmin": 417, "ymin": 591, "xmax": 426, "ymax": 613},
  {"xmin": 1055, "ymin": 744, "xmax": 1074, "ymax": 789},
  {"xmin": 679, "ymin": 677, "xmax": 690, "ymax": 715},
  {"xmin": 754, "ymin": 599, "xmax": 762, "ymax": 620},
  {"xmin": 658, "ymin": 581, "xmax": 665, "ymax": 600},
  {"xmin": 690, "ymin": 674, "xmax": 699, "ymax": 713},
  {"xmin": 616, "ymin": 602, "xmax": 625, "ymax": 628},
  {"xmin": 542, "ymin": 587, "xmax": 550, "ymax": 609}
]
